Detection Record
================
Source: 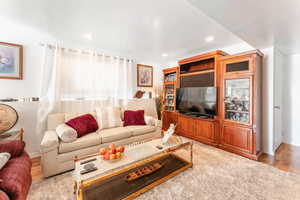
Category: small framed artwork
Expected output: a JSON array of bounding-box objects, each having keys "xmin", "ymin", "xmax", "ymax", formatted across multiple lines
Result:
[
  {"xmin": 137, "ymin": 64, "xmax": 153, "ymax": 87},
  {"xmin": 0, "ymin": 42, "xmax": 23, "ymax": 80}
]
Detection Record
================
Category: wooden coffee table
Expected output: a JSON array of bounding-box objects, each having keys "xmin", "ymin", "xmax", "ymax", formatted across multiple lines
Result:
[{"xmin": 73, "ymin": 136, "xmax": 193, "ymax": 200}]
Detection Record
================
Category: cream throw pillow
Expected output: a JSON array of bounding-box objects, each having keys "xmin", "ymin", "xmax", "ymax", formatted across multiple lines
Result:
[
  {"xmin": 0, "ymin": 152, "xmax": 11, "ymax": 170},
  {"xmin": 56, "ymin": 124, "xmax": 78, "ymax": 142},
  {"xmin": 95, "ymin": 107, "xmax": 123, "ymax": 130},
  {"xmin": 144, "ymin": 115, "xmax": 156, "ymax": 126}
]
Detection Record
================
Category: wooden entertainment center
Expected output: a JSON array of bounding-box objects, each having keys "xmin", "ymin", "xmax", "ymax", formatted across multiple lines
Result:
[{"xmin": 162, "ymin": 50, "xmax": 263, "ymax": 160}]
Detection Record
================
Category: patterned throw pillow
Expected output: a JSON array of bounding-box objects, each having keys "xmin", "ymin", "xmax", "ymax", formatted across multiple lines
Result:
[{"xmin": 95, "ymin": 107, "xmax": 123, "ymax": 130}]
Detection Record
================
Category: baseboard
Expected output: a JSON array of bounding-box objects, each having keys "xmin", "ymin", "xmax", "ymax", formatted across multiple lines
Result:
[
  {"xmin": 283, "ymin": 137, "xmax": 300, "ymax": 147},
  {"xmin": 29, "ymin": 151, "xmax": 41, "ymax": 159}
]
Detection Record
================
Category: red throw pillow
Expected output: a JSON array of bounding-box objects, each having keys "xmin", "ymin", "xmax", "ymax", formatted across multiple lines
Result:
[
  {"xmin": 66, "ymin": 114, "xmax": 98, "ymax": 138},
  {"xmin": 123, "ymin": 110, "xmax": 146, "ymax": 126},
  {"xmin": 0, "ymin": 140, "xmax": 25, "ymax": 158}
]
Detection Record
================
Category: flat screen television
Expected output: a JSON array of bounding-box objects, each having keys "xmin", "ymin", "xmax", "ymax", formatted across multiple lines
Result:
[{"xmin": 176, "ymin": 87, "xmax": 217, "ymax": 118}]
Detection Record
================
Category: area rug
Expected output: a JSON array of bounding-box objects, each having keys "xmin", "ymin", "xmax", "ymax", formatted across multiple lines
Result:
[{"xmin": 28, "ymin": 141, "xmax": 300, "ymax": 200}]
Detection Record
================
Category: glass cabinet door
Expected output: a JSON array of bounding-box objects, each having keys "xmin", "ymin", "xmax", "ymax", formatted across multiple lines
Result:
[
  {"xmin": 224, "ymin": 78, "xmax": 250, "ymax": 123},
  {"xmin": 164, "ymin": 84, "xmax": 175, "ymax": 111}
]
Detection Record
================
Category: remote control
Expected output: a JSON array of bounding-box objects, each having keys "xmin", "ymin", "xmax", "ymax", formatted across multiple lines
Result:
[
  {"xmin": 80, "ymin": 167, "xmax": 97, "ymax": 175},
  {"xmin": 80, "ymin": 158, "xmax": 97, "ymax": 165}
]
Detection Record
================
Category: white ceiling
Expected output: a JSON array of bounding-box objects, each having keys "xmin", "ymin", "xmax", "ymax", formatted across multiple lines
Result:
[
  {"xmin": 0, "ymin": 0, "xmax": 245, "ymax": 63},
  {"xmin": 187, "ymin": 0, "xmax": 300, "ymax": 55}
]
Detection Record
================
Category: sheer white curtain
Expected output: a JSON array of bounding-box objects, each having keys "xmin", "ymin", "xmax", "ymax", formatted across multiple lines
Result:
[{"xmin": 37, "ymin": 44, "xmax": 133, "ymax": 137}]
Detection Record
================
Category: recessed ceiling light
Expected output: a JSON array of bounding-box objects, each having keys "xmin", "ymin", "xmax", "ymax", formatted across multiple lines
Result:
[
  {"xmin": 205, "ymin": 36, "xmax": 214, "ymax": 43},
  {"xmin": 83, "ymin": 33, "xmax": 93, "ymax": 40},
  {"xmin": 162, "ymin": 53, "xmax": 168, "ymax": 57}
]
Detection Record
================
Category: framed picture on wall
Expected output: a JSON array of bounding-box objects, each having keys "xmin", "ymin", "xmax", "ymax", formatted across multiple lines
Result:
[
  {"xmin": 137, "ymin": 64, "xmax": 153, "ymax": 87},
  {"xmin": 0, "ymin": 42, "xmax": 23, "ymax": 80}
]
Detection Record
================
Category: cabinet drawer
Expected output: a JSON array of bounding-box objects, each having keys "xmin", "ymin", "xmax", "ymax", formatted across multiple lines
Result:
[{"xmin": 221, "ymin": 125, "xmax": 253, "ymax": 153}]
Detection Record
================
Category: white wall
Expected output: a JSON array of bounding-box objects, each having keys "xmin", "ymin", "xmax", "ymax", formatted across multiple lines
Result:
[
  {"xmin": 0, "ymin": 18, "xmax": 55, "ymax": 157},
  {"xmin": 273, "ymin": 48, "xmax": 285, "ymax": 151},
  {"xmin": 260, "ymin": 47, "xmax": 275, "ymax": 155},
  {"xmin": 282, "ymin": 54, "xmax": 300, "ymax": 146}
]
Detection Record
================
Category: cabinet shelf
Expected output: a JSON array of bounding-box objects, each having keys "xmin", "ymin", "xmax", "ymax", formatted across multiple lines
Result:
[
  {"xmin": 226, "ymin": 110, "xmax": 249, "ymax": 114},
  {"xmin": 180, "ymin": 69, "xmax": 215, "ymax": 77},
  {"xmin": 164, "ymin": 81, "xmax": 176, "ymax": 85}
]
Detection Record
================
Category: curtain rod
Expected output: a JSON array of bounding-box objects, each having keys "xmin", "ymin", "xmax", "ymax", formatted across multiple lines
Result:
[{"xmin": 39, "ymin": 43, "xmax": 134, "ymax": 62}]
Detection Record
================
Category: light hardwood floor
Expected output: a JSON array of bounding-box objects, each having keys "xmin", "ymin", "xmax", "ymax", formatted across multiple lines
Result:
[
  {"xmin": 31, "ymin": 143, "xmax": 300, "ymax": 181},
  {"xmin": 258, "ymin": 143, "xmax": 300, "ymax": 174},
  {"xmin": 31, "ymin": 157, "xmax": 43, "ymax": 181}
]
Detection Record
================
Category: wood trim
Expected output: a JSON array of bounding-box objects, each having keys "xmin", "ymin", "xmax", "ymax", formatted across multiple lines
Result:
[
  {"xmin": 19, "ymin": 128, "xmax": 24, "ymax": 141},
  {"xmin": 218, "ymin": 144, "xmax": 261, "ymax": 160},
  {"xmin": 163, "ymin": 67, "xmax": 177, "ymax": 74},
  {"xmin": 221, "ymin": 75, "xmax": 254, "ymax": 126},
  {"xmin": 219, "ymin": 50, "xmax": 263, "ymax": 61},
  {"xmin": 137, "ymin": 64, "xmax": 153, "ymax": 87},
  {"xmin": 0, "ymin": 42, "xmax": 23, "ymax": 80},
  {"xmin": 162, "ymin": 66, "xmax": 178, "ymax": 112},
  {"xmin": 222, "ymin": 56, "xmax": 254, "ymax": 75},
  {"xmin": 178, "ymin": 50, "xmax": 228, "ymax": 65},
  {"xmin": 180, "ymin": 69, "xmax": 215, "ymax": 77},
  {"xmin": 164, "ymin": 81, "xmax": 176, "ymax": 85},
  {"xmin": 78, "ymin": 151, "xmax": 192, "ymax": 200}
]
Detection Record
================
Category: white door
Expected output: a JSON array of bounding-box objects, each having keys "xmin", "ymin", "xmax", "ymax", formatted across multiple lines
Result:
[{"xmin": 273, "ymin": 49, "xmax": 283, "ymax": 151}]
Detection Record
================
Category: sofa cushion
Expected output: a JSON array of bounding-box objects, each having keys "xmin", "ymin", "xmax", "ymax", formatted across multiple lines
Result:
[
  {"xmin": 0, "ymin": 152, "xmax": 32, "ymax": 200},
  {"xmin": 59, "ymin": 132, "xmax": 101, "ymax": 154},
  {"xmin": 0, "ymin": 140, "xmax": 25, "ymax": 158},
  {"xmin": 124, "ymin": 126, "xmax": 157, "ymax": 136},
  {"xmin": 47, "ymin": 113, "xmax": 65, "ymax": 130},
  {"xmin": 100, "ymin": 127, "xmax": 132, "ymax": 143},
  {"xmin": 126, "ymin": 99, "xmax": 158, "ymax": 119},
  {"xmin": 95, "ymin": 107, "xmax": 123, "ymax": 130},
  {"xmin": 66, "ymin": 114, "xmax": 99, "ymax": 138}
]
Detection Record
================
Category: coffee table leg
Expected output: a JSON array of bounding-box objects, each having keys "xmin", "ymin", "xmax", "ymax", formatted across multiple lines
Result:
[
  {"xmin": 190, "ymin": 142, "xmax": 193, "ymax": 167},
  {"xmin": 73, "ymin": 181, "xmax": 77, "ymax": 194}
]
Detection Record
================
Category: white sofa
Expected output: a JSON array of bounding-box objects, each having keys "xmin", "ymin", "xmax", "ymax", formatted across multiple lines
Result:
[{"xmin": 40, "ymin": 99, "xmax": 161, "ymax": 177}]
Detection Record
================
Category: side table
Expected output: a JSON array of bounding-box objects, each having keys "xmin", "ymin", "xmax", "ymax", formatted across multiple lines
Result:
[{"xmin": 0, "ymin": 128, "xmax": 23, "ymax": 141}]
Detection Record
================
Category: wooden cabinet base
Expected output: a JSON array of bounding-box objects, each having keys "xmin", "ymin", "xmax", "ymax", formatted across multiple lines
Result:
[
  {"xmin": 218, "ymin": 145, "xmax": 262, "ymax": 160},
  {"xmin": 163, "ymin": 112, "xmax": 261, "ymax": 161}
]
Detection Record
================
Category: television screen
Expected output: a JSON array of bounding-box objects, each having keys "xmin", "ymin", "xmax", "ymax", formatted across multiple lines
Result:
[{"xmin": 176, "ymin": 87, "xmax": 216, "ymax": 117}]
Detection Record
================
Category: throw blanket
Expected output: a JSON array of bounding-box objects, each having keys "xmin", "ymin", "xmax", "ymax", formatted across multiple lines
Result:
[{"xmin": 0, "ymin": 152, "xmax": 32, "ymax": 200}]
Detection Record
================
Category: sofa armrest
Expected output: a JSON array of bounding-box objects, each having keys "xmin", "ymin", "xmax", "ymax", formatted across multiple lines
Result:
[
  {"xmin": 40, "ymin": 130, "xmax": 59, "ymax": 153},
  {"xmin": 155, "ymin": 119, "xmax": 162, "ymax": 128}
]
